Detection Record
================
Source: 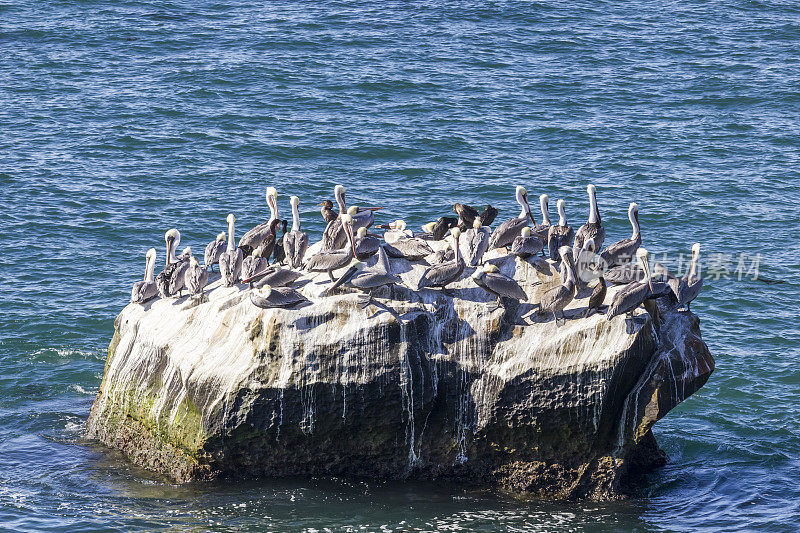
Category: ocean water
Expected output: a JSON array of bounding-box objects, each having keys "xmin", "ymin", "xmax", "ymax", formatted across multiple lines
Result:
[{"xmin": 1, "ymin": 1, "xmax": 799, "ymax": 531}]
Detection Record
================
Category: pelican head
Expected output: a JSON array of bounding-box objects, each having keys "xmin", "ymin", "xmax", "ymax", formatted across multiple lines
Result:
[
  {"xmin": 422, "ymin": 222, "xmax": 435, "ymax": 232},
  {"xmin": 558, "ymin": 246, "xmax": 572, "ymax": 264},
  {"xmin": 256, "ymin": 285, "xmax": 272, "ymax": 299},
  {"xmin": 146, "ymin": 248, "xmax": 157, "ymax": 260},
  {"xmin": 521, "ymin": 227, "xmax": 531, "ymax": 237},
  {"xmin": 584, "ymin": 237, "xmax": 596, "ymax": 253},
  {"xmin": 341, "ymin": 213, "xmax": 353, "ymax": 225},
  {"xmin": 587, "ymin": 184, "xmax": 596, "ymax": 196},
  {"xmin": 515, "ymin": 185, "xmax": 528, "ymax": 202},
  {"xmin": 692, "ymin": 242, "xmax": 701, "ymax": 257},
  {"xmin": 216, "ymin": 232, "xmax": 226, "ymax": 242},
  {"xmin": 630, "ymin": 202, "xmax": 639, "ymax": 213},
  {"xmin": 395, "ymin": 219, "xmax": 407, "ymax": 231},
  {"xmin": 557, "ymin": 199, "xmax": 567, "ymax": 225},
  {"xmin": 181, "ymin": 246, "xmax": 191, "ymax": 257},
  {"xmin": 165, "ymin": 228, "xmax": 180, "ymax": 245},
  {"xmin": 483, "ymin": 263, "xmax": 499, "ymax": 273},
  {"xmin": 357, "ymin": 227, "xmax": 367, "ymax": 238},
  {"xmin": 227, "ymin": 213, "xmax": 235, "ymax": 224},
  {"xmin": 347, "ymin": 205, "xmax": 359, "ymax": 216},
  {"xmin": 334, "ymin": 185, "xmax": 346, "ymax": 210},
  {"xmin": 472, "ymin": 218, "xmax": 482, "ymax": 230},
  {"xmin": 451, "ymin": 227, "xmax": 461, "ymax": 240},
  {"xmin": 266, "ymin": 186, "xmax": 278, "ymax": 199},
  {"xmin": 189, "ymin": 256, "xmax": 199, "ymax": 267},
  {"xmin": 290, "ymin": 195, "xmax": 299, "ymax": 207}
]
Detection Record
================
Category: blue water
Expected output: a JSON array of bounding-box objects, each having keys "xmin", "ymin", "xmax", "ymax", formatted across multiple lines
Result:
[{"xmin": 2, "ymin": 1, "xmax": 799, "ymax": 531}]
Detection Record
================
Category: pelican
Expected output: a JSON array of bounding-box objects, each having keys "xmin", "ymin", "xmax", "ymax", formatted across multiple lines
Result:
[
  {"xmin": 573, "ymin": 184, "xmax": 606, "ymax": 260},
  {"xmin": 321, "ymin": 186, "xmax": 380, "ymax": 251},
  {"xmin": 250, "ymin": 265, "xmax": 304, "ymax": 288},
  {"xmin": 600, "ymin": 202, "xmax": 641, "ymax": 268},
  {"xmin": 530, "ymin": 194, "xmax": 551, "ymax": 244},
  {"xmin": 239, "ymin": 187, "xmax": 278, "ymax": 257},
  {"xmin": 272, "ymin": 220, "xmax": 289, "ymax": 265},
  {"xmin": 204, "ymin": 232, "xmax": 226, "ymax": 272},
  {"xmin": 460, "ymin": 219, "xmax": 490, "ymax": 267},
  {"xmin": 488, "ymin": 186, "xmax": 533, "ymax": 249},
  {"xmin": 131, "ymin": 248, "xmax": 158, "ymax": 304},
  {"xmin": 241, "ymin": 243, "xmax": 270, "ymax": 288},
  {"xmin": 168, "ymin": 247, "xmax": 192, "ymax": 297},
  {"xmin": 511, "ymin": 227, "xmax": 544, "ymax": 259},
  {"xmin": 306, "ymin": 213, "xmax": 356, "ymax": 281},
  {"xmin": 383, "ymin": 233, "xmax": 434, "ymax": 261},
  {"xmin": 156, "ymin": 229, "xmax": 185, "ymax": 298},
  {"xmin": 669, "ymin": 243, "xmax": 703, "ymax": 311},
  {"xmin": 284, "ymin": 196, "xmax": 309, "ymax": 269},
  {"xmin": 219, "ymin": 214, "xmax": 243, "ymax": 287},
  {"xmin": 185, "ymin": 256, "xmax": 209, "ymax": 296},
  {"xmin": 539, "ymin": 246, "xmax": 577, "ymax": 326},
  {"xmin": 453, "ymin": 203, "xmax": 479, "ymax": 230},
  {"xmin": 324, "ymin": 260, "xmax": 402, "ymax": 302},
  {"xmin": 478, "ymin": 204, "xmax": 499, "ymax": 227},
  {"xmin": 606, "ymin": 248, "xmax": 654, "ymax": 321},
  {"xmin": 418, "ymin": 228, "xmax": 465, "ymax": 290},
  {"xmin": 573, "ymin": 235, "xmax": 604, "ymax": 286},
  {"xmin": 177, "ymin": 246, "xmax": 192, "ymax": 262},
  {"xmin": 547, "ymin": 199, "xmax": 574, "ymax": 262},
  {"xmin": 353, "ymin": 227, "xmax": 380, "ymax": 260},
  {"xmin": 472, "ymin": 264, "xmax": 527, "ymax": 306},
  {"xmin": 382, "ymin": 220, "xmax": 413, "ymax": 244},
  {"xmin": 250, "ymin": 285, "xmax": 309, "ymax": 309}
]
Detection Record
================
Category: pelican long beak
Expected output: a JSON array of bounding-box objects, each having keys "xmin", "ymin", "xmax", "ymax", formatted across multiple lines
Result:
[
  {"xmin": 165, "ymin": 237, "xmax": 175, "ymax": 266},
  {"xmin": 523, "ymin": 194, "xmax": 535, "ymax": 224},
  {"xmin": 346, "ymin": 222, "xmax": 357, "ymax": 259}
]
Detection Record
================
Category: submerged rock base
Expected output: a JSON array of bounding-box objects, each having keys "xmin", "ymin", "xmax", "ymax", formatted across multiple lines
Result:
[{"xmin": 86, "ymin": 253, "xmax": 713, "ymax": 500}]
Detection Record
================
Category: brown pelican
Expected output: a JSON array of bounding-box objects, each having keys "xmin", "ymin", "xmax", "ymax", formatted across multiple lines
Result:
[
  {"xmin": 319, "ymin": 199, "xmax": 337, "ymax": 224},
  {"xmin": 185, "ymin": 256, "xmax": 209, "ymax": 296},
  {"xmin": 547, "ymin": 199, "xmax": 574, "ymax": 262},
  {"xmin": 241, "ymin": 243, "xmax": 270, "ymax": 288},
  {"xmin": 250, "ymin": 285, "xmax": 309, "ymax": 309},
  {"xmin": 250, "ymin": 265, "xmax": 304, "ymax": 288},
  {"xmin": 168, "ymin": 247, "xmax": 191, "ymax": 297},
  {"xmin": 488, "ymin": 186, "xmax": 533, "ymax": 249},
  {"xmin": 353, "ymin": 227, "xmax": 380, "ymax": 260},
  {"xmin": 668, "ymin": 243, "xmax": 703, "ymax": 311},
  {"xmin": 156, "ymin": 228, "xmax": 181, "ymax": 298},
  {"xmin": 381, "ymin": 220, "xmax": 413, "ymax": 244},
  {"xmin": 418, "ymin": 228, "xmax": 465, "ymax": 290},
  {"xmin": 460, "ymin": 219, "xmax": 490, "ymax": 267},
  {"xmin": 453, "ymin": 203, "xmax": 479, "ymax": 231},
  {"xmin": 511, "ymin": 227, "xmax": 544, "ymax": 259},
  {"xmin": 306, "ymin": 213, "xmax": 357, "ymax": 281},
  {"xmin": 324, "ymin": 260, "xmax": 402, "ymax": 301},
  {"xmin": 573, "ymin": 184, "xmax": 606, "ymax": 260},
  {"xmin": 131, "ymin": 248, "xmax": 158, "ymax": 304},
  {"xmin": 204, "ymin": 232, "xmax": 226, "ymax": 272},
  {"xmin": 272, "ymin": 220, "xmax": 289, "ymax": 265},
  {"xmin": 239, "ymin": 187, "xmax": 278, "ymax": 257},
  {"xmin": 539, "ymin": 246, "xmax": 577, "ymax": 326},
  {"xmin": 478, "ymin": 204, "xmax": 499, "ymax": 227},
  {"xmin": 321, "ymin": 186, "xmax": 380, "ymax": 251},
  {"xmin": 601, "ymin": 202, "xmax": 641, "ymax": 268},
  {"xmin": 606, "ymin": 248, "xmax": 654, "ymax": 321},
  {"xmin": 530, "ymin": 194, "xmax": 551, "ymax": 244},
  {"xmin": 472, "ymin": 264, "xmax": 527, "ymax": 306},
  {"xmin": 219, "ymin": 214, "xmax": 244, "ymax": 287},
  {"xmin": 284, "ymin": 196, "xmax": 309, "ymax": 269},
  {"xmin": 383, "ymin": 234, "xmax": 434, "ymax": 261}
]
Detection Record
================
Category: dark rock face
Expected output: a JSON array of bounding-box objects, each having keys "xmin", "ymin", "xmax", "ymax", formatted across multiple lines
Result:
[{"xmin": 86, "ymin": 257, "xmax": 713, "ymax": 500}]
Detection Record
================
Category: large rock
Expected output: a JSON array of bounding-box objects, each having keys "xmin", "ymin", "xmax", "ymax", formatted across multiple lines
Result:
[{"xmin": 86, "ymin": 247, "xmax": 714, "ymax": 500}]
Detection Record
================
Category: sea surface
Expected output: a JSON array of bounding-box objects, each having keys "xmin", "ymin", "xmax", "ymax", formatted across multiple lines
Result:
[{"xmin": 1, "ymin": 1, "xmax": 799, "ymax": 531}]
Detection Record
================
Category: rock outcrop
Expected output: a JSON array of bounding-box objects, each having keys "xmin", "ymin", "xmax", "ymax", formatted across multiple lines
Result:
[{"xmin": 86, "ymin": 245, "xmax": 714, "ymax": 500}]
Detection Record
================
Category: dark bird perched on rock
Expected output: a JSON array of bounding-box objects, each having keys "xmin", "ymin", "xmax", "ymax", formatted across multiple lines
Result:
[
  {"xmin": 185, "ymin": 257, "xmax": 209, "ymax": 297},
  {"xmin": 319, "ymin": 199, "xmax": 337, "ymax": 224},
  {"xmin": 425, "ymin": 216, "xmax": 458, "ymax": 241},
  {"xmin": 271, "ymin": 220, "xmax": 289, "ymax": 265},
  {"xmin": 477, "ymin": 204, "xmax": 499, "ymax": 227},
  {"xmin": 204, "ymin": 232, "xmax": 226, "ymax": 272},
  {"xmin": 453, "ymin": 203, "xmax": 480, "ymax": 231},
  {"xmin": 548, "ymin": 199, "xmax": 574, "ymax": 262},
  {"xmin": 239, "ymin": 187, "xmax": 278, "ymax": 258}
]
